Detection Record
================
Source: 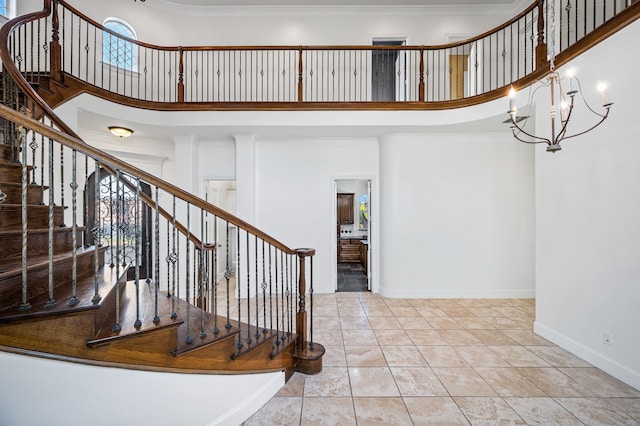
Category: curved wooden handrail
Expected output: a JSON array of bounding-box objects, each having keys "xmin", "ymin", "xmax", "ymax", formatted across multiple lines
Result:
[{"xmin": 0, "ymin": 103, "xmax": 296, "ymax": 255}]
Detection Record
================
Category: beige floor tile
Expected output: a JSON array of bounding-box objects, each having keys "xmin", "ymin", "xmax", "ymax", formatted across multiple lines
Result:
[
  {"xmin": 345, "ymin": 345, "xmax": 387, "ymax": 367},
  {"xmin": 363, "ymin": 304, "xmax": 394, "ymax": 316},
  {"xmin": 396, "ymin": 315, "xmax": 431, "ymax": 330},
  {"xmin": 432, "ymin": 367, "xmax": 497, "ymax": 396},
  {"xmin": 453, "ymin": 345, "xmax": 511, "ymax": 367},
  {"xmin": 338, "ymin": 304, "xmax": 367, "ymax": 317},
  {"xmin": 340, "ymin": 315, "xmax": 371, "ymax": 330},
  {"xmin": 457, "ymin": 299, "xmax": 488, "ymax": 307},
  {"xmin": 452, "ymin": 316, "xmax": 495, "ymax": 330},
  {"xmin": 415, "ymin": 306, "xmax": 448, "ymax": 317},
  {"xmin": 406, "ymin": 329, "xmax": 449, "ymax": 346},
  {"xmin": 313, "ymin": 305, "xmax": 339, "ymax": 316},
  {"xmin": 349, "ymin": 366, "xmax": 400, "ymax": 397},
  {"xmin": 475, "ymin": 367, "xmax": 547, "ymax": 397},
  {"xmin": 504, "ymin": 397, "xmax": 582, "ymax": 425},
  {"xmin": 491, "ymin": 306, "xmax": 530, "ymax": 318},
  {"xmin": 556, "ymin": 397, "xmax": 639, "ymax": 425},
  {"xmin": 439, "ymin": 329, "xmax": 482, "ymax": 345},
  {"xmin": 300, "ymin": 396, "xmax": 356, "ymax": 426},
  {"xmin": 468, "ymin": 329, "xmax": 518, "ymax": 346},
  {"xmin": 341, "ymin": 328, "xmax": 377, "ymax": 346},
  {"xmin": 516, "ymin": 367, "xmax": 596, "ymax": 397},
  {"xmin": 304, "ymin": 366, "xmax": 352, "ymax": 397},
  {"xmin": 417, "ymin": 345, "xmax": 468, "ymax": 367},
  {"xmin": 466, "ymin": 306, "xmax": 503, "ymax": 317},
  {"xmin": 381, "ymin": 345, "xmax": 428, "ymax": 366},
  {"xmin": 484, "ymin": 317, "xmax": 523, "ymax": 329},
  {"xmin": 384, "ymin": 298, "xmax": 415, "ymax": 307},
  {"xmin": 440, "ymin": 307, "xmax": 475, "ymax": 317},
  {"xmin": 404, "ymin": 396, "xmax": 470, "ymax": 425},
  {"xmin": 312, "ymin": 328, "xmax": 342, "ymax": 346},
  {"xmin": 276, "ymin": 372, "xmax": 305, "ymax": 396},
  {"xmin": 244, "ymin": 396, "xmax": 302, "ymax": 426},
  {"xmin": 390, "ymin": 367, "xmax": 448, "ymax": 396},
  {"xmin": 353, "ymin": 397, "xmax": 413, "ymax": 425},
  {"xmin": 559, "ymin": 367, "xmax": 640, "ymax": 397},
  {"xmin": 320, "ymin": 345, "xmax": 347, "ymax": 366},
  {"xmin": 368, "ymin": 316, "xmax": 402, "ymax": 330},
  {"xmin": 427, "ymin": 316, "xmax": 464, "ymax": 330},
  {"xmin": 374, "ymin": 329, "xmax": 413, "ymax": 346},
  {"xmin": 526, "ymin": 345, "xmax": 593, "ymax": 367},
  {"xmin": 336, "ymin": 298, "xmax": 362, "ymax": 307},
  {"xmin": 454, "ymin": 397, "xmax": 526, "ymax": 425},
  {"xmin": 313, "ymin": 316, "xmax": 341, "ymax": 330},
  {"xmin": 488, "ymin": 345, "xmax": 550, "ymax": 367},
  {"xmin": 603, "ymin": 398, "xmax": 640, "ymax": 422},
  {"xmin": 502, "ymin": 329, "xmax": 552, "ymax": 345},
  {"xmin": 389, "ymin": 306, "xmax": 421, "ymax": 317}
]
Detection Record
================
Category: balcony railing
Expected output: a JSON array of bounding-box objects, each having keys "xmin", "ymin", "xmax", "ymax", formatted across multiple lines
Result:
[{"xmin": 3, "ymin": 0, "xmax": 634, "ymax": 110}]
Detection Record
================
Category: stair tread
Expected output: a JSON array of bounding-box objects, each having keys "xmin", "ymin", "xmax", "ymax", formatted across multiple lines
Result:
[
  {"xmin": 0, "ymin": 265, "xmax": 122, "ymax": 322},
  {"xmin": 0, "ymin": 245, "xmax": 103, "ymax": 278},
  {"xmin": 0, "ymin": 226, "xmax": 86, "ymax": 236}
]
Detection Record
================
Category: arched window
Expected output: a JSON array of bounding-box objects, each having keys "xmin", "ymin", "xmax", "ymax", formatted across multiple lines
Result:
[
  {"xmin": 102, "ymin": 18, "xmax": 137, "ymax": 71},
  {"xmin": 0, "ymin": 0, "xmax": 8, "ymax": 17}
]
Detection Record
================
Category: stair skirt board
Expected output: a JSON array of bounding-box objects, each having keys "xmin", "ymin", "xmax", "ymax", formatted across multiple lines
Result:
[{"xmin": 0, "ymin": 350, "xmax": 284, "ymax": 426}]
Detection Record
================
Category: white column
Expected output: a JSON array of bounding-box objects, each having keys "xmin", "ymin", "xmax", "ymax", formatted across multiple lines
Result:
[{"xmin": 233, "ymin": 133, "xmax": 257, "ymax": 224}]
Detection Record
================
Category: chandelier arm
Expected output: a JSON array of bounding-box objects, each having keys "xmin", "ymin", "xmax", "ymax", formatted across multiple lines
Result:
[
  {"xmin": 557, "ymin": 108, "xmax": 611, "ymax": 142},
  {"xmin": 510, "ymin": 124, "xmax": 551, "ymax": 145}
]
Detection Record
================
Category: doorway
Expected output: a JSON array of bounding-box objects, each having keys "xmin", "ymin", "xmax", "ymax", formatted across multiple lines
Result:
[
  {"xmin": 372, "ymin": 39, "xmax": 406, "ymax": 101},
  {"xmin": 205, "ymin": 180, "xmax": 237, "ymax": 283},
  {"xmin": 335, "ymin": 179, "xmax": 371, "ymax": 292}
]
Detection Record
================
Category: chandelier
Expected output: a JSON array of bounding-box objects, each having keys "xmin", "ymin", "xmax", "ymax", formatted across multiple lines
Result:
[{"xmin": 506, "ymin": 2, "xmax": 612, "ymax": 153}]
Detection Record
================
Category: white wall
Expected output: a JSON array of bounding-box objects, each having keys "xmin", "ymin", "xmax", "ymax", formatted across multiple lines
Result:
[
  {"xmin": 534, "ymin": 21, "xmax": 640, "ymax": 390},
  {"xmin": 379, "ymin": 132, "xmax": 535, "ymax": 298},
  {"xmin": 253, "ymin": 139, "xmax": 379, "ymax": 294},
  {"xmin": 0, "ymin": 351, "xmax": 283, "ymax": 426}
]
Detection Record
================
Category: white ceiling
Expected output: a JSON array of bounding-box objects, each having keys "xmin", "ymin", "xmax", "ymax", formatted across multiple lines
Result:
[{"xmin": 159, "ymin": 0, "xmax": 516, "ymax": 5}]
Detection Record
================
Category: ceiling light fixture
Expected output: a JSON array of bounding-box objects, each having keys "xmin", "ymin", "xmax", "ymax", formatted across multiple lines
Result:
[
  {"xmin": 109, "ymin": 126, "xmax": 134, "ymax": 138},
  {"xmin": 506, "ymin": 1, "xmax": 612, "ymax": 153}
]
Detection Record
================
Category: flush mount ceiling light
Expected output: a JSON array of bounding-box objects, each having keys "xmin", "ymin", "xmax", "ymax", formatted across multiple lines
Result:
[{"xmin": 108, "ymin": 126, "xmax": 134, "ymax": 138}]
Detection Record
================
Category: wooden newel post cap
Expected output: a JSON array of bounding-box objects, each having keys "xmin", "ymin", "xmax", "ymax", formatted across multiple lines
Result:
[{"xmin": 295, "ymin": 248, "xmax": 316, "ymax": 257}]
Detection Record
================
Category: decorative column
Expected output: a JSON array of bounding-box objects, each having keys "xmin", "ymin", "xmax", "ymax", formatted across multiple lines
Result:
[
  {"xmin": 535, "ymin": 0, "xmax": 548, "ymax": 69},
  {"xmin": 50, "ymin": 0, "xmax": 62, "ymax": 82}
]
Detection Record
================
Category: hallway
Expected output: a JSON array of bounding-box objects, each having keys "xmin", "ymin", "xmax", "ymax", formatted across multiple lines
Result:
[{"xmin": 337, "ymin": 263, "xmax": 368, "ymax": 292}]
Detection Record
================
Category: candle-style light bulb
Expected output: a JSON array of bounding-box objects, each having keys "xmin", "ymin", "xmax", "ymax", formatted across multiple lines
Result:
[
  {"xmin": 597, "ymin": 81, "xmax": 610, "ymax": 105},
  {"xmin": 560, "ymin": 100, "xmax": 569, "ymax": 122},
  {"xmin": 565, "ymin": 67, "xmax": 577, "ymax": 93},
  {"xmin": 508, "ymin": 86, "xmax": 517, "ymax": 113}
]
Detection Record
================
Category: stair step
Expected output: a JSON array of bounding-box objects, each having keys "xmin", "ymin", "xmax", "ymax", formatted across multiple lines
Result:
[
  {"xmin": 0, "ymin": 227, "xmax": 86, "ymax": 262},
  {"xmin": 0, "ymin": 245, "xmax": 107, "ymax": 313},
  {"xmin": 0, "ymin": 204, "xmax": 66, "ymax": 229},
  {"xmin": 0, "ymin": 181, "xmax": 48, "ymax": 204},
  {"xmin": 0, "ymin": 160, "xmax": 33, "ymax": 181},
  {"xmin": 230, "ymin": 325, "xmax": 278, "ymax": 360},
  {"xmin": 87, "ymin": 282, "xmax": 184, "ymax": 348},
  {"xmin": 0, "ymin": 265, "xmax": 124, "ymax": 324},
  {"xmin": 0, "ymin": 144, "xmax": 12, "ymax": 162}
]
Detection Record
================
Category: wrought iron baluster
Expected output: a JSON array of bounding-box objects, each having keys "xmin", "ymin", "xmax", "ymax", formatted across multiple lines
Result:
[
  {"xmin": 153, "ymin": 187, "xmax": 160, "ymax": 324},
  {"xmin": 185, "ymin": 202, "xmax": 192, "ymax": 343},
  {"xmin": 45, "ymin": 137, "xmax": 56, "ymax": 309},
  {"xmin": 212, "ymin": 214, "xmax": 219, "ymax": 334},
  {"xmin": 112, "ymin": 170, "xmax": 122, "ymax": 332},
  {"xmin": 254, "ymin": 235, "xmax": 260, "ymax": 339},
  {"xmin": 170, "ymin": 195, "xmax": 177, "ymax": 319},
  {"xmin": 18, "ymin": 127, "xmax": 31, "ymax": 310},
  {"xmin": 68, "ymin": 149, "xmax": 79, "ymax": 306},
  {"xmin": 92, "ymin": 161, "xmax": 101, "ymax": 303},
  {"xmin": 261, "ymin": 240, "xmax": 267, "ymax": 333},
  {"xmin": 268, "ymin": 243, "xmax": 273, "ymax": 331},
  {"xmin": 225, "ymin": 221, "xmax": 231, "ymax": 330},
  {"xmin": 199, "ymin": 209, "xmax": 206, "ymax": 339},
  {"xmin": 236, "ymin": 228, "xmax": 243, "ymax": 350},
  {"xmin": 245, "ymin": 231, "xmax": 251, "ymax": 344}
]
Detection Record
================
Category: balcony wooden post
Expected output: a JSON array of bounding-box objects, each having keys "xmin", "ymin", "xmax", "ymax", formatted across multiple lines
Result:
[
  {"xmin": 50, "ymin": 0, "xmax": 62, "ymax": 82},
  {"xmin": 419, "ymin": 47, "xmax": 425, "ymax": 102},
  {"xmin": 178, "ymin": 47, "xmax": 185, "ymax": 102},
  {"xmin": 536, "ymin": 0, "xmax": 548, "ymax": 69},
  {"xmin": 297, "ymin": 46, "xmax": 303, "ymax": 102},
  {"xmin": 293, "ymin": 247, "xmax": 324, "ymax": 374}
]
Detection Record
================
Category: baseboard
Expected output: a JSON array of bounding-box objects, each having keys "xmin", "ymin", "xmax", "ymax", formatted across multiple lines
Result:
[
  {"xmin": 534, "ymin": 321, "xmax": 640, "ymax": 391},
  {"xmin": 378, "ymin": 286, "xmax": 535, "ymax": 299}
]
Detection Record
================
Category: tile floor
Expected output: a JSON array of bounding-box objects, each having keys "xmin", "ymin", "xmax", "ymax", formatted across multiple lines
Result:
[
  {"xmin": 244, "ymin": 292, "xmax": 640, "ymax": 425},
  {"xmin": 336, "ymin": 263, "xmax": 368, "ymax": 292}
]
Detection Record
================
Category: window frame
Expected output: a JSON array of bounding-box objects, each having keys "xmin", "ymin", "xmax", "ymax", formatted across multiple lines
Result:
[{"xmin": 102, "ymin": 17, "xmax": 139, "ymax": 73}]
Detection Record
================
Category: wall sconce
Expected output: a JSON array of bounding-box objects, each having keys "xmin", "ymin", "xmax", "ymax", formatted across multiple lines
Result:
[{"xmin": 108, "ymin": 126, "xmax": 134, "ymax": 138}]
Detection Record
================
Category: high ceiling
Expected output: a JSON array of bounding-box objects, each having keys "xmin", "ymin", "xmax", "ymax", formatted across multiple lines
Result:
[{"xmin": 159, "ymin": 0, "xmax": 516, "ymax": 5}]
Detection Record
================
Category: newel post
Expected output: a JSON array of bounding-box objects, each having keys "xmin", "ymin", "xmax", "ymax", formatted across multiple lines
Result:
[
  {"xmin": 297, "ymin": 46, "xmax": 303, "ymax": 102},
  {"xmin": 293, "ymin": 248, "xmax": 324, "ymax": 375},
  {"xmin": 178, "ymin": 47, "xmax": 185, "ymax": 102},
  {"xmin": 50, "ymin": 0, "xmax": 62, "ymax": 82},
  {"xmin": 535, "ymin": 0, "xmax": 548, "ymax": 69}
]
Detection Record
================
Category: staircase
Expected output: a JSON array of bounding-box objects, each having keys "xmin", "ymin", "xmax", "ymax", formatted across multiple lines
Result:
[{"xmin": 0, "ymin": 129, "xmax": 316, "ymax": 375}]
